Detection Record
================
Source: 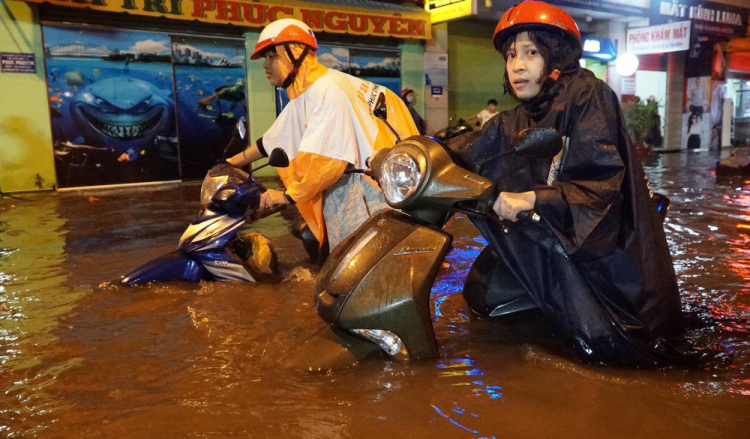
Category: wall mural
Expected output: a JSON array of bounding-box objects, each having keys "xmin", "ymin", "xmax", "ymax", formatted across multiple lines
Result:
[
  {"xmin": 44, "ymin": 26, "xmax": 179, "ymax": 188},
  {"xmin": 172, "ymin": 38, "xmax": 247, "ymax": 179},
  {"xmin": 43, "ymin": 26, "xmax": 248, "ymax": 187}
]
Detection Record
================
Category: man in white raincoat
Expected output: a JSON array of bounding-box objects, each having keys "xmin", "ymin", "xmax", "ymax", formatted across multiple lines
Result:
[{"xmin": 228, "ymin": 19, "xmax": 418, "ymax": 250}]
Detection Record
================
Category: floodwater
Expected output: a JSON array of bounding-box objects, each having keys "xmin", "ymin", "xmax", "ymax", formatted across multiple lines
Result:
[{"xmin": 1, "ymin": 151, "xmax": 749, "ymax": 438}]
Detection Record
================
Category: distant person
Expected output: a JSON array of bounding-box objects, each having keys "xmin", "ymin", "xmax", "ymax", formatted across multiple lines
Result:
[
  {"xmin": 465, "ymin": 99, "xmax": 499, "ymax": 127},
  {"xmin": 645, "ymin": 96, "xmax": 663, "ymax": 148},
  {"xmin": 401, "ymin": 88, "xmax": 426, "ymax": 135}
]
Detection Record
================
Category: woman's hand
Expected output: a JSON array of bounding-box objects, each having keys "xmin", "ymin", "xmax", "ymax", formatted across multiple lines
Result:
[
  {"xmin": 493, "ymin": 191, "xmax": 536, "ymax": 222},
  {"xmin": 260, "ymin": 189, "xmax": 289, "ymax": 210}
]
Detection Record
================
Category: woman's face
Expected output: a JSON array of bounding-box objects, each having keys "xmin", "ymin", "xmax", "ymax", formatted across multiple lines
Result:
[
  {"xmin": 263, "ymin": 49, "xmax": 283, "ymax": 86},
  {"xmin": 506, "ymin": 32, "xmax": 546, "ymax": 100}
]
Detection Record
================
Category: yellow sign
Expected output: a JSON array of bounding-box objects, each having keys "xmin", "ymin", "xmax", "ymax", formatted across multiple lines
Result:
[
  {"xmin": 425, "ymin": 0, "xmax": 473, "ymax": 24},
  {"xmin": 19, "ymin": 0, "xmax": 430, "ymax": 39}
]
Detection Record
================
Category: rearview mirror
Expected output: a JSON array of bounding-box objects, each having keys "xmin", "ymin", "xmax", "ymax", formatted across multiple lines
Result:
[
  {"xmin": 373, "ymin": 92, "xmax": 388, "ymax": 121},
  {"xmin": 515, "ymin": 128, "xmax": 562, "ymax": 160},
  {"xmin": 237, "ymin": 118, "xmax": 247, "ymax": 139},
  {"xmin": 268, "ymin": 148, "xmax": 289, "ymax": 168}
]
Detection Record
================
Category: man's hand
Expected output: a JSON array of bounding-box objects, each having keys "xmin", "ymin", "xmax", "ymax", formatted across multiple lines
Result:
[
  {"xmin": 226, "ymin": 155, "xmax": 242, "ymax": 167},
  {"xmin": 260, "ymin": 189, "xmax": 289, "ymax": 210},
  {"xmin": 493, "ymin": 191, "xmax": 536, "ymax": 222}
]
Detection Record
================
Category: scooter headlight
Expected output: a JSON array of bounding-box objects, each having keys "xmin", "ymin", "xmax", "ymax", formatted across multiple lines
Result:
[
  {"xmin": 381, "ymin": 152, "xmax": 423, "ymax": 205},
  {"xmin": 200, "ymin": 175, "xmax": 229, "ymax": 206}
]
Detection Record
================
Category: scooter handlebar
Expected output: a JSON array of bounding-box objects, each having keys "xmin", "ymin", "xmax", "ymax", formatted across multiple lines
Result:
[{"xmin": 517, "ymin": 210, "xmax": 541, "ymax": 223}]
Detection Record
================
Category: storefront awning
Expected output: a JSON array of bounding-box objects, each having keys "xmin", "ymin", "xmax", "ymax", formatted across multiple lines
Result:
[
  {"xmin": 17, "ymin": 0, "xmax": 430, "ymax": 39},
  {"xmin": 722, "ymin": 38, "xmax": 750, "ymax": 54}
]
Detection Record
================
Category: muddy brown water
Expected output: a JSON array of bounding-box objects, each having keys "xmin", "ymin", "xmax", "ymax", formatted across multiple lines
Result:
[{"xmin": 1, "ymin": 151, "xmax": 749, "ymax": 438}]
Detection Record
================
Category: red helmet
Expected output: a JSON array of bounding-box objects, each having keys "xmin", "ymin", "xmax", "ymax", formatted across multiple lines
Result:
[
  {"xmin": 251, "ymin": 19, "xmax": 318, "ymax": 60},
  {"xmin": 493, "ymin": 1, "xmax": 581, "ymax": 54}
]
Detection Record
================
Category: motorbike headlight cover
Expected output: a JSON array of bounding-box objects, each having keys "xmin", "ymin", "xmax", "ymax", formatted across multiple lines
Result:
[
  {"xmin": 200, "ymin": 175, "xmax": 229, "ymax": 206},
  {"xmin": 200, "ymin": 164, "xmax": 248, "ymax": 206},
  {"xmin": 215, "ymin": 187, "xmax": 236, "ymax": 202},
  {"xmin": 381, "ymin": 152, "xmax": 423, "ymax": 205}
]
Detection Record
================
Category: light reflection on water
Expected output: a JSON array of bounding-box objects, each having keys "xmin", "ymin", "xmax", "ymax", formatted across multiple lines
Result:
[{"xmin": 0, "ymin": 151, "xmax": 749, "ymax": 437}]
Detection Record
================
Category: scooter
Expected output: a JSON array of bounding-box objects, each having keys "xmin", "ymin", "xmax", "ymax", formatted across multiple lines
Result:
[
  {"xmin": 119, "ymin": 120, "xmax": 292, "ymax": 286},
  {"xmin": 311, "ymin": 127, "xmax": 563, "ymax": 361},
  {"xmin": 716, "ymin": 147, "xmax": 750, "ymax": 179},
  {"xmin": 308, "ymin": 121, "xmax": 672, "ymax": 363}
]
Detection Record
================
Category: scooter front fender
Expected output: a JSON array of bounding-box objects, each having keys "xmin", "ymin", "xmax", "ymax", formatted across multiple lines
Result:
[{"xmin": 120, "ymin": 251, "xmax": 211, "ymax": 286}]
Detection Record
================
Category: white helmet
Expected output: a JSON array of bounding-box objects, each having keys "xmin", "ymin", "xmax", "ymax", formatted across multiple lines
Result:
[{"xmin": 250, "ymin": 18, "xmax": 318, "ymax": 60}]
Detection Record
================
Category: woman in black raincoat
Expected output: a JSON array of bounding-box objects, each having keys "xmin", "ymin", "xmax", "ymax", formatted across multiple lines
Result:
[{"xmin": 458, "ymin": 1, "xmax": 684, "ymax": 366}]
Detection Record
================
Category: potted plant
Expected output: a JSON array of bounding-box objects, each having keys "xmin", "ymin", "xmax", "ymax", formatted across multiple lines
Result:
[{"xmin": 624, "ymin": 98, "xmax": 662, "ymax": 157}]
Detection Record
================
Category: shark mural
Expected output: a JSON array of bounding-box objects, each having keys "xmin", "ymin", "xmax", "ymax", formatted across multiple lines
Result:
[
  {"xmin": 43, "ymin": 26, "xmax": 247, "ymax": 187},
  {"xmin": 43, "ymin": 25, "xmax": 180, "ymax": 188},
  {"xmin": 71, "ymin": 76, "xmax": 175, "ymax": 161}
]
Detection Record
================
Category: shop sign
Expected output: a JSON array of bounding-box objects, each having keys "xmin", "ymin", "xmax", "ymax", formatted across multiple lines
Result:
[
  {"xmin": 476, "ymin": 0, "xmax": 650, "ymax": 19},
  {"xmin": 554, "ymin": 0, "xmax": 650, "ymax": 17},
  {"xmin": 425, "ymin": 52, "xmax": 448, "ymax": 87},
  {"xmin": 1, "ymin": 52, "xmax": 36, "ymax": 73},
  {"xmin": 622, "ymin": 77, "xmax": 636, "ymax": 95},
  {"xmin": 431, "ymin": 86, "xmax": 443, "ymax": 96},
  {"xmin": 627, "ymin": 21, "xmax": 691, "ymax": 55},
  {"xmin": 650, "ymin": 0, "xmax": 749, "ymax": 39},
  {"xmin": 582, "ymin": 37, "xmax": 617, "ymax": 61},
  {"xmin": 425, "ymin": 0, "xmax": 473, "ymax": 24},
  {"xmin": 17, "ymin": 0, "xmax": 430, "ymax": 39}
]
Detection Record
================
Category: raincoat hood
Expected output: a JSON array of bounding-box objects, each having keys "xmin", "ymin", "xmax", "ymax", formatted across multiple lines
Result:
[{"xmin": 277, "ymin": 44, "xmax": 328, "ymax": 100}]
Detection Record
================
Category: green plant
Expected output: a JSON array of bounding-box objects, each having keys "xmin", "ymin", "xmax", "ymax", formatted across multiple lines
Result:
[{"xmin": 624, "ymin": 99, "xmax": 661, "ymax": 148}]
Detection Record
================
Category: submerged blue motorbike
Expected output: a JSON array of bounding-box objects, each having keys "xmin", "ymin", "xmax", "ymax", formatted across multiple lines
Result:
[{"xmin": 120, "ymin": 121, "xmax": 292, "ymax": 286}]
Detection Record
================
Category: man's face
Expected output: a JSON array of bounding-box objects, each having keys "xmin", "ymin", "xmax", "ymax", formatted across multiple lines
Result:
[
  {"xmin": 488, "ymin": 103, "xmax": 497, "ymax": 112},
  {"xmin": 505, "ymin": 32, "xmax": 545, "ymax": 100},
  {"xmin": 263, "ymin": 49, "xmax": 282, "ymax": 86}
]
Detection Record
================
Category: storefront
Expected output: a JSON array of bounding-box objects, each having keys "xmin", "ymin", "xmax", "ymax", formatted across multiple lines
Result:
[
  {"xmin": 718, "ymin": 38, "xmax": 750, "ymax": 146},
  {"xmin": 646, "ymin": 0, "xmax": 750, "ymax": 150},
  {"xmin": 625, "ymin": 20, "xmax": 692, "ymax": 148},
  {"xmin": 0, "ymin": 0, "xmax": 430, "ymax": 191}
]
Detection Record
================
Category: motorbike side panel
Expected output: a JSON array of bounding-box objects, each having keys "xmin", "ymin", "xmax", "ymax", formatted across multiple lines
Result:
[
  {"xmin": 316, "ymin": 210, "xmax": 452, "ymax": 360},
  {"xmin": 316, "ymin": 210, "xmax": 427, "ymax": 312},
  {"xmin": 179, "ymin": 213, "xmax": 245, "ymax": 252},
  {"xmin": 120, "ymin": 251, "xmax": 211, "ymax": 286},
  {"xmin": 198, "ymin": 250, "xmax": 256, "ymax": 282}
]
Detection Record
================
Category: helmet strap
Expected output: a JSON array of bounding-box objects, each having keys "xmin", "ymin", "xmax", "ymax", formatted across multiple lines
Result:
[
  {"xmin": 542, "ymin": 68, "xmax": 562, "ymax": 89},
  {"xmin": 281, "ymin": 43, "xmax": 311, "ymax": 89}
]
